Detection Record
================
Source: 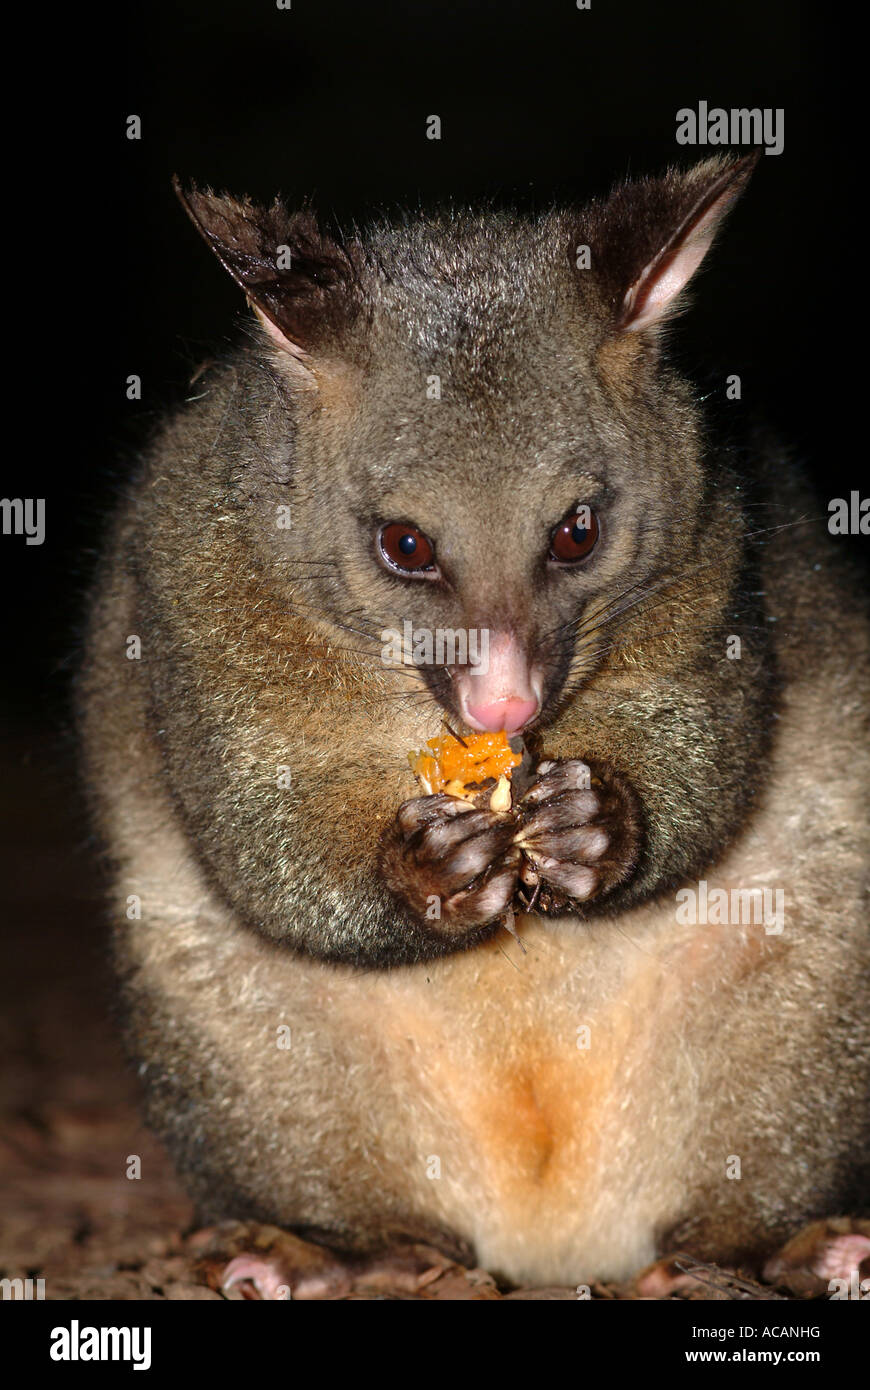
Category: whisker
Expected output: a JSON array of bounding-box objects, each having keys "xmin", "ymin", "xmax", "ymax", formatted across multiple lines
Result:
[{"xmin": 539, "ymin": 511, "xmax": 826, "ymax": 652}]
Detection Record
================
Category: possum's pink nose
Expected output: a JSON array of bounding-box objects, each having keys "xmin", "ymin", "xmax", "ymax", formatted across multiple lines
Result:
[
  {"xmin": 464, "ymin": 695, "xmax": 539, "ymax": 734},
  {"xmin": 456, "ymin": 631, "xmax": 542, "ymax": 734}
]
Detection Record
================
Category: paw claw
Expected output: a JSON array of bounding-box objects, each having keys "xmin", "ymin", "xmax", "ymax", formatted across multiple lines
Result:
[{"xmin": 522, "ymin": 759, "xmax": 592, "ymax": 805}]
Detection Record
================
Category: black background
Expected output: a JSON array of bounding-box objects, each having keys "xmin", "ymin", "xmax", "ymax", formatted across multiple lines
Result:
[{"xmin": 2, "ymin": 0, "xmax": 855, "ymax": 720}]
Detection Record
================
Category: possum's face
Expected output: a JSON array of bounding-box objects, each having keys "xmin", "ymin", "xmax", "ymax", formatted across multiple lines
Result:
[
  {"xmin": 180, "ymin": 156, "xmax": 755, "ymax": 736},
  {"xmin": 323, "ymin": 286, "xmax": 705, "ymax": 735}
]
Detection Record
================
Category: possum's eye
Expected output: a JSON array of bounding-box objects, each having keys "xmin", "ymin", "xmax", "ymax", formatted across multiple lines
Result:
[
  {"xmin": 378, "ymin": 522, "xmax": 438, "ymax": 576},
  {"xmin": 549, "ymin": 508, "xmax": 600, "ymax": 564}
]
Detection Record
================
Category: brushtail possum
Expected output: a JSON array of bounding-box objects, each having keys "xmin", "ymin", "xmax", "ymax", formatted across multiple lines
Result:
[{"xmin": 78, "ymin": 155, "xmax": 870, "ymax": 1290}]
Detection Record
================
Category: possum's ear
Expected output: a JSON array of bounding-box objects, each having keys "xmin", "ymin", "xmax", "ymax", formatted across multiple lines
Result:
[
  {"xmin": 174, "ymin": 178, "xmax": 361, "ymax": 365},
  {"xmin": 588, "ymin": 154, "xmax": 759, "ymax": 336}
]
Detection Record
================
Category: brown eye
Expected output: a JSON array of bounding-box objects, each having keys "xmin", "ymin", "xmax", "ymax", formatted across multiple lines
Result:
[
  {"xmin": 378, "ymin": 522, "xmax": 436, "ymax": 574},
  {"xmin": 549, "ymin": 508, "xmax": 600, "ymax": 563}
]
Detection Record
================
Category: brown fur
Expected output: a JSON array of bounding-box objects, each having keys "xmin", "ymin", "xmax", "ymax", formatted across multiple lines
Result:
[{"xmin": 77, "ymin": 157, "xmax": 869, "ymax": 1286}]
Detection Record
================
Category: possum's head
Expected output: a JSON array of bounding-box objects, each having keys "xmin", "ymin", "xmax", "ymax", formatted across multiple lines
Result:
[{"xmin": 177, "ymin": 156, "xmax": 756, "ymax": 737}]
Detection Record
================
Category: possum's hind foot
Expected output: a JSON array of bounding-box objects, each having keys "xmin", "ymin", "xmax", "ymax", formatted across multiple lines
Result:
[
  {"xmin": 190, "ymin": 1221, "xmax": 500, "ymax": 1300},
  {"xmin": 762, "ymin": 1218, "xmax": 870, "ymax": 1297},
  {"xmin": 633, "ymin": 1218, "xmax": 870, "ymax": 1298}
]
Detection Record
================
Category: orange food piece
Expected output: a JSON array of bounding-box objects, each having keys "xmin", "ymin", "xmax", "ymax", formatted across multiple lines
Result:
[{"xmin": 408, "ymin": 729, "xmax": 522, "ymax": 797}]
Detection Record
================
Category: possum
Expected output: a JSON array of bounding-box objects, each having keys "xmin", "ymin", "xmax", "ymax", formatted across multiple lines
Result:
[{"xmin": 77, "ymin": 154, "xmax": 870, "ymax": 1292}]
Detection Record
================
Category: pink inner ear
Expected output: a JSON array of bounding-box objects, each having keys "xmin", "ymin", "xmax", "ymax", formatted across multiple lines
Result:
[
  {"xmin": 623, "ymin": 240, "xmax": 710, "ymax": 331},
  {"xmin": 252, "ymin": 303, "xmax": 310, "ymax": 362},
  {"xmin": 620, "ymin": 181, "xmax": 742, "ymax": 334}
]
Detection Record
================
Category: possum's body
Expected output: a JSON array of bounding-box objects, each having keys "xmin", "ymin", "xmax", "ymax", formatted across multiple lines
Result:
[
  {"xmin": 81, "ymin": 459, "xmax": 869, "ymax": 1287},
  {"xmin": 78, "ymin": 159, "xmax": 869, "ymax": 1286}
]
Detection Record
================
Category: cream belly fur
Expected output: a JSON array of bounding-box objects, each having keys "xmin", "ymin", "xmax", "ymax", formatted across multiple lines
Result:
[{"xmin": 94, "ymin": 642, "xmax": 857, "ymax": 1287}]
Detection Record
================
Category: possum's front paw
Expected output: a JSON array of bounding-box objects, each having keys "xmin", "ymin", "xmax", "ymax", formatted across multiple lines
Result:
[
  {"xmin": 379, "ymin": 793, "xmax": 521, "ymax": 934},
  {"xmin": 515, "ymin": 759, "xmax": 641, "ymax": 911}
]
